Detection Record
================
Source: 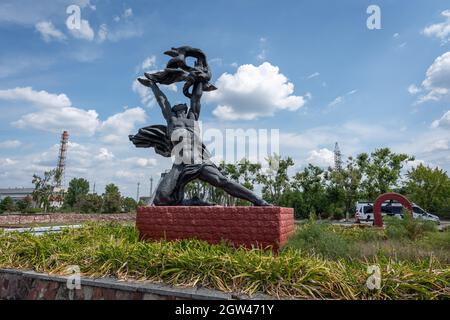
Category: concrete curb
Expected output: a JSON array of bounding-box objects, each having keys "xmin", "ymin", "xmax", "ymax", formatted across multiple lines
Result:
[{"xmin": 0, "ymin": 268, "xmax": 271, "ymax": 300}]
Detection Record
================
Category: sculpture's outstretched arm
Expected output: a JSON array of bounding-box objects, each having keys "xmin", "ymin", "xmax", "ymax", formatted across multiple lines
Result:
[
  {"xmin": 139, "ymin": 78, "xmax": 172, "ymax": 122},
  {"xmin": 189, "ymin": 82, "xmax": 203, "ymax": 120}
]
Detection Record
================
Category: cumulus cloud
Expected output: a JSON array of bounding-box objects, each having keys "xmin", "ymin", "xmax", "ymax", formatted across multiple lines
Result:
[
  {"xmin": 97, "ymin": 24, "xmax": 108, "ymax": 43},
  {"xmin": 0, "ymin": 140, "xmax": 21, "ymax": 148},
  {"xmin": 95, "ymin": 148, "xmax": 114, "ymax": 161},
  {"xmin": 35, "ymin": 21, "xmax": 66, "ymax": 42},
  {"xmin": 132, "ymin": 80, "xmax": 153, "ymax": 107},
  {"xmin": 13, "ymin": 108, "xmax": 99, "ymax": 135},
  {"xmin": 206, "ymin": 62, "xmax": 307, "ymax": 120},
  {"xmin": 408, "ymin": 84, "xmax": 421, "ymax": 95},
  {"xmin": 67, "ymin": 19, "xmax": 95, "ymax": 41},
  {"xmin": 416, "ymin": 51, "xmax": 450, "ymax": 103},
  {"xmin": 306, "ymin": 148, "xmax": 334, "ymax": 167},
  {"xmin": 431, "ymin": 110, "xmax": 450, "ymax": 128},
  {"xmin": 99, "ymin": 107, "xmax": 147, "ymax": 144},
  {"xmin": 141, "ymin": 55, "xmax": 156, "ymax": 70},
  {"xmin": 123, "ymin": 8, "xmax": 133, "ymax": 18},
  {"xmin": 0, "ymin": 87, "xmax": 147, "ymax": 139},
  {"xmin": 422, "ymin": 10, "xmax": 450, "ymax": 44},
  {"xmin": 0, "ymin": 87, "xmax": 99, "ymax": 135},
  {"xmin": 0, "ymin": 87, "xmax": 71, "ymax": 108}
]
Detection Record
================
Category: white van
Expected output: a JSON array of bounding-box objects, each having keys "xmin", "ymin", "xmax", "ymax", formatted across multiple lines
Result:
[{"xmin": 355, "ymin": 201, "xmax": 440, "ymax": 224}]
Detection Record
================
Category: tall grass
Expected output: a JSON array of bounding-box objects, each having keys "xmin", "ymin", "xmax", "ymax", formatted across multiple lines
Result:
[{"xmin": 0, "ymin": 223, "xmax": 448, "ymax": 299}]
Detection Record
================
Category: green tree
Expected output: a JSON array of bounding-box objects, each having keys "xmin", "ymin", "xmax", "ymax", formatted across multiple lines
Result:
[
  {"xmin": 122, "ymin": 197, "xmax": 138, "ymax": 212},
  {"xmin": 325, "ymin": 156, "xmax": 363, "ymax": 219},
  {"xmin": 291, "ymin": 164, "xmax": 327, "ymax": 218},
  {"xmin": 404, "ymin": 164, "xmax": 450, "ymax": 218},
  {"xmin": 102, "ymin": 184, "xmax": 122, "ymax": 213},
  {"xmin": 65, "ymin": 178, "xmax": 90, "ymax": 211},
  {"xmin": 358, "ymin": 148, "xmax": 413, "ymax": 200},
  {"xmin": 256, "ymin": 154, "xmax": 294, "ymax": 205},
  {"xmin": 16, "ymin": 196, "xmax": 32, "ymax": 213},
  {"xmin": 0, "ymin": 197, "xmax": 15, "ymax": 213},
  {"xmin": 32, "ymin": 169, "xmax": 59, "ymax": 212},
  {"xmin": 79, "ymin": 193, "xmax": 103, "ymax": 213}
]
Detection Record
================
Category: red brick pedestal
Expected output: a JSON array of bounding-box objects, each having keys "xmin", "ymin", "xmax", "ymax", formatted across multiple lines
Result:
[{"xmin": 136, "ymin": 206, "xmax": 295, "ymax": 250}]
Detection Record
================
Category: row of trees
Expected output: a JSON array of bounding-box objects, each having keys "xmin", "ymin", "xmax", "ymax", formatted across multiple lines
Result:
[
  {"xmin": 29, "ymin": 169, "xmax": 139, "ymax": 214},
  {"xmin": 0, "ymin": 196, "xmax": 33, "ymax": 214},
  {"xmin": 186, "ymin": 148, "xmax": 450, "ymax": 219},
  {"xmin": 63, "ymin": 178, "xmax": 138, "ymax": 213},
  {"xmin": 2, "ymin": 147, "xmax": 448, "ymax": 218}
]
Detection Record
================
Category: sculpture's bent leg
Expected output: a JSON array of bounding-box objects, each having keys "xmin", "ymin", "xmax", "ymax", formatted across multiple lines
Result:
[
  {"xmin": 153, "ymin": 167, "xmax": 184, "ymax": 206},
  {"xmin": 198, "ymin": 165, "xmax": 269, "ymax": 206}
]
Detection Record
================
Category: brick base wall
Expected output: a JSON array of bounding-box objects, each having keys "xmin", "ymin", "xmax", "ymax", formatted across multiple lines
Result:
[{"xmin": 136, "ymin": 206, "xmax": 295, "ymax": 250}]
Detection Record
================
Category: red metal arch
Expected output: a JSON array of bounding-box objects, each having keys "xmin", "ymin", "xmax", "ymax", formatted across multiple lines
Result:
[{"xmin": 373, "ymin": 192, "xmax": 412, "ymax": 227}]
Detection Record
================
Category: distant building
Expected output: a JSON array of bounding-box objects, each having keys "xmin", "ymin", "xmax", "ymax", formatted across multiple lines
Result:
[{"xmin": 0, "ymin": 188, "xmax": 34, "ymax": 202}]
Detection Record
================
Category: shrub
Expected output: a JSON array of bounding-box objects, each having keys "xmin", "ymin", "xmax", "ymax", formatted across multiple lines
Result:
[
  {"xmin": 0, "ymin": 223, "xmax": 448, "ymax": 299},
  {"xmin": 26, "ymin": 208, "xmax": 43, "ymax": 214},
  {"xmin": 385, "ymin": 212, "xmax": 438, "ymax": 241},
  {"xmin": 284, "ymin": 220, "xmax": 351, "ymax": 259}
]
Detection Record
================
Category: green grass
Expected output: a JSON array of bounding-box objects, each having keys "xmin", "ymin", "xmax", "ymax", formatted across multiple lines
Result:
[{"xmin": 0, "ymin": 222, "xmax": 449, "ymax": 299}]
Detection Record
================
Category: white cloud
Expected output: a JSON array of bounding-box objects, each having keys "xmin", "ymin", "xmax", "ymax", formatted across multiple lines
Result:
[
  {"xmin": 67, "ymin": 19, "xmax": 95, "ymax": 41},
  {"xmin": 132, "ymin": 80, "xmax": 153, "ymax": 107},
  {"xmin": 35, "ymin": 21, "xmax": 66, "ymax": 42},
  {"xmin": 99, "ymin": 23, "xmax": 143, "ymax": 42},
  {"xmin": 0, "ymin": 87, "xmax": 71, "ymax": 108},
  {"xmin": 99, "ymin": 107, "xmax": 147, "ymax": 144},
  {"xmin": 327, "ymin": 90, "xmax": 357, "ymax": 108},
  {"xmin": 0, "ymin": 0, "xmax": 95, "ymax": 25},
  {"xmin": 408, "ymin": 84, "xmax": 421, "ymax": 95},
  {"xmin": 422, "ymin": 10, "xmax": 450, "ymax": 44},
  {"xmin": 97, "ymin": 24, "xmax": 108, "ymax": 43},
  {"xmin": 306, "ymin": 148, "xmax": 334, "ymax": 167},
  {"xmin": 424, "ymin": 138, "xmax": 449, "ymax": 152},
  {"xmin": 307, "ymin": 72, "xmax": 320, "ymax": 79},
  {"xmin": 328, "ymin": 96, "xmax": 343, "ymax": 107},
  {"xmin": 0, "ymin": 87, "xmax": 98, "ymax": 135},
  {"xmin": 124, "ymin": 157, "xmax": 157, "ymax": 168},
  {"xmin": 393, "ymin": 33, "xmax": 400, "ymax": 38},
  {"xmin": 13, "ymin": 107, "xmax": 99, "ymax": 136},
  {"xmin": 416, "ymin": 52, "xmax": 450, "ymax": 103},
  {"xmin": 123, "ymin": 8, "xmax": 133, "ymax": 18},
  {"xmin": 431, "ymin": 110, "xmax": 450, "ymax": 128},
  {"xmin": 95, "ymin": 148, "xmax": 114, "ymax": 161},
  {"xmin": 206, "ymin": 62, "xmax": 307, "ymax": 120},
  {"xmin": 142, "ymin": 55, "xmax": 156, "ymax": 70},
  {"xmin": 0, "ymin": 140, "xmax": 22, "ymax": 148},
  {"xmin": 0, "ymin": 158, "xmax": 17, "ymax": 167}
]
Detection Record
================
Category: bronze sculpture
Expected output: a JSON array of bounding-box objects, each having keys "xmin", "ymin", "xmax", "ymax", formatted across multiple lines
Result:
[{"xmin": 129, "ymin": 46, "xmax": 269, "ymax": 206}]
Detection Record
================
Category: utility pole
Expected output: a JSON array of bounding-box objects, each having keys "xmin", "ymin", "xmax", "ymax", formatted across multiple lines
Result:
[
  {"xmin": 136, "ymin": 182, "xmax": 140, "ymax": 202},
  {"xmin": 150, "ymin": 177, "xmax": 153, "ymax": 197}
]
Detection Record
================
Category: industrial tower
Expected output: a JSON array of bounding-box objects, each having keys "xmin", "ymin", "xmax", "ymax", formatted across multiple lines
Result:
[
  {"xmin": 334, "ymin": 142, "xmax": 342, "ymax": 171},
  {"xmin": 56, "ymin": 130, "xmax": 69, "ymax": 188}
]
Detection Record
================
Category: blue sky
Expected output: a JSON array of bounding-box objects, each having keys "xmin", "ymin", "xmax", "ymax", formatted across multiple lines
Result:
[{"xmin": 0, "ymin": 0, "xmax": 449, "ymax": 197}]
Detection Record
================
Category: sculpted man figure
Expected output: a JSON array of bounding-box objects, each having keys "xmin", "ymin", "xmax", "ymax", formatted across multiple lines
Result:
[{"xmin": 129, "ymin": 46, "xmax": 269, "ymax": 206}]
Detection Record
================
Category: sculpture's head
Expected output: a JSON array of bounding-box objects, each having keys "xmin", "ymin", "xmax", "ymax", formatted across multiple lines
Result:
[{"xmin": 172, "ymin": 103, "xmax": 188, "ymax": 117}]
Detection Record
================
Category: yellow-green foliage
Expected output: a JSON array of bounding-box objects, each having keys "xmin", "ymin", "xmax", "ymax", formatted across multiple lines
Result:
[{"xmin": 0, "ymin": 223, "xmax": 448, "ymax": 299}]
